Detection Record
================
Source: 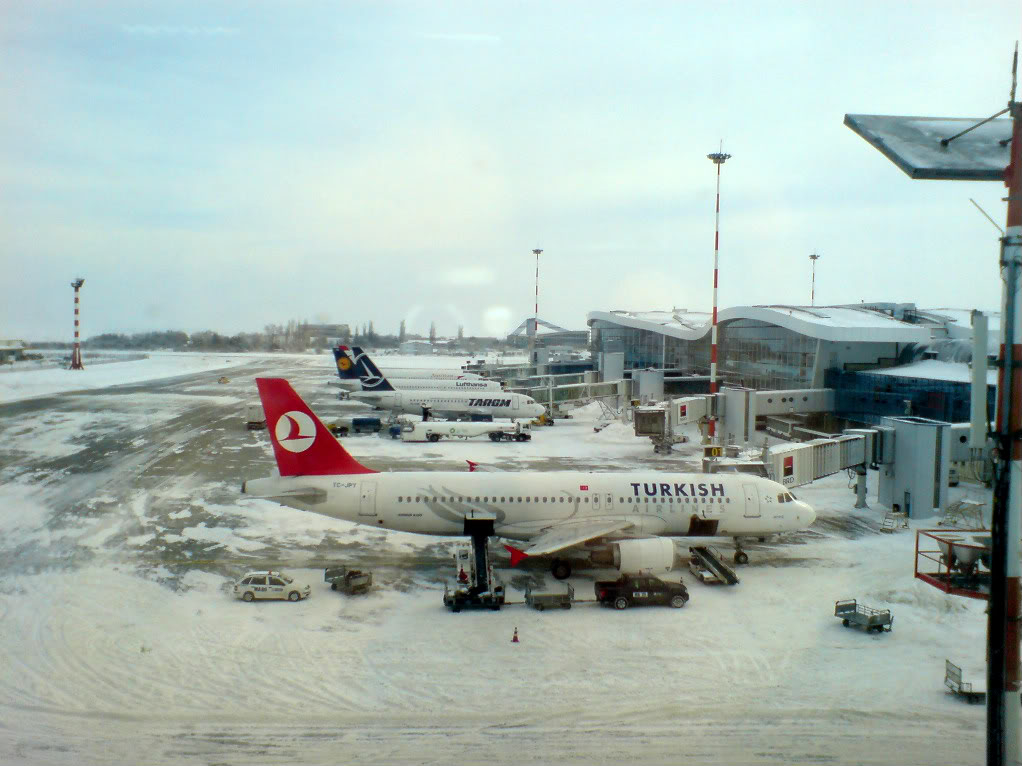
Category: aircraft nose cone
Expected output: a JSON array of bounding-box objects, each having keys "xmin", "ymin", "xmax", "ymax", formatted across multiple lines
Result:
[{"xmin": 802, "ymin": 503, "xmax": 816, "ymax": 526}]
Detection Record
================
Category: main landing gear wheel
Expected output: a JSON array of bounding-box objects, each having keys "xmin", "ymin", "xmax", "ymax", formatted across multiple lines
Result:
[
  {"xmin": 734, "ymin": 551, "xmax": 749, "ymax": 565},
  {"xmin": 551, "ymin": 560, "xmax": 572, "ymax": 580}
]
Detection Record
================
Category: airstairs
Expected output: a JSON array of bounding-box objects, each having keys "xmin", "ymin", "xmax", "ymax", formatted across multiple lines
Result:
[{"xmin": 688, "ymin": 546, "xmax": 740, "ymax": 585}]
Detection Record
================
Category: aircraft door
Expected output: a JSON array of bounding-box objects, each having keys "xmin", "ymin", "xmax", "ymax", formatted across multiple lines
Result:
[
  {"xmin": 358, "ymin": 482, "xmax": 378, "ymax": 517},
  {"xmin": 743, "ymin": 483, "xmax": 761, "ymax": 518}
]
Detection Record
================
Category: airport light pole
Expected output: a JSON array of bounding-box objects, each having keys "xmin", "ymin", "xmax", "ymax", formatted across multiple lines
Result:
[
  {"xmin": 809, "ymin": 253, "xmax": 820, "ymax": 306},
  {"xmin": 530, "ymin": 248, "xmax": 542, "ymax": 365},
  {"xmin": 707, "ymin": 148, "xmax": 731, "ymax": 440},
  {"xmin": 70, "ymin": 278, "xmax": 85, "ymax": 370}
]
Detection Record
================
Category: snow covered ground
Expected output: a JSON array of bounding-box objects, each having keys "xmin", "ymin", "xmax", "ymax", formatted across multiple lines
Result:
[{"xmin": 0, "ymin": 353, "xmax": 992, "ymax": 765}]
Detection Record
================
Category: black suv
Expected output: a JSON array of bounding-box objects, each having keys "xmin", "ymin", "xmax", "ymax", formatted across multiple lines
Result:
[{"xmin": 595, "ymin": 575, "xmax": 689, "ymax": 609}]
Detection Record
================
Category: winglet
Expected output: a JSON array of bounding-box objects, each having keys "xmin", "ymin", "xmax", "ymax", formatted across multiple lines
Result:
[
  {"xmin": 504, "ymin": 544, "xmax": 529, "ymax": 567},
  {"xmin": 466, "ymin": 460, "xmax": 479, "ymax": 472}
]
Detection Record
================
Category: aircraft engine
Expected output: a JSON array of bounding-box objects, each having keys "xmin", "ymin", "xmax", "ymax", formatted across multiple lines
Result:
[{"xmin": 612, "ymin": 538, "xmax": 676, "ymax": 575}]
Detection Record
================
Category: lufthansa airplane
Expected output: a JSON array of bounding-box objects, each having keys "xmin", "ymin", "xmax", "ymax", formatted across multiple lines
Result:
[
  {"xmin": 332, "ymin": 345, "xmax": 485, "ymax": 388},
  {"xmin": 334, "ymin": 346, "xmax": 504, "ymax": 393},
  {"xmin": 242, "ymin": 379, "xmax": 816, "ymax": 579}
]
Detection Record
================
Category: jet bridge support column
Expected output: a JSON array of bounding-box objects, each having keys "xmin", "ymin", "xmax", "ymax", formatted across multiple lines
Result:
[{"xmin": 853, "ymin": 465, "xmax": 868, "ymax": 509}]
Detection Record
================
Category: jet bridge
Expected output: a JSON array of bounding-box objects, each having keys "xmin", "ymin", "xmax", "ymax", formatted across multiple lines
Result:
[
  {"xmin": 633, "ymin": 388, "xmax": 834, "ymax": 452},
  {"xmin": 769, "ymin": 432, "xmax": 874, "ymax": 508}
]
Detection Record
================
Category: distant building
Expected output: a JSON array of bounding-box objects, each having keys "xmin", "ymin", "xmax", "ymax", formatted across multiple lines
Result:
[
  {"xmin": 0, "ymin": 340, "xmax": 28, "ymax": 363},
  {"xmin": 306, "ymin": 324, "xmax": 350, "ymax": 348},
  {"xmin": 400, "ymin": 340, "xmax": 434, "ymax": 354},
  {"xmin": 588, "ymin": 303, "xmax": 998, "ymax": 425}
]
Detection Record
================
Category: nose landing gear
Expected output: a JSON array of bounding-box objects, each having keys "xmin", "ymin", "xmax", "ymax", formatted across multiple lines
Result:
[{"xmin": 733, "ymin": 539, "xmax": 749, "ymax": 566}]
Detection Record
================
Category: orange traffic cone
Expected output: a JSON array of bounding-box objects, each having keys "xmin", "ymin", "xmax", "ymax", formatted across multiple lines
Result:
[{"xmin": 511, "ymin": 627, "xmax": 519, "ymax": 643}]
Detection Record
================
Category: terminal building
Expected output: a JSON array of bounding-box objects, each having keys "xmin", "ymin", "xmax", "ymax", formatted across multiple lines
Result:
[{"xmin": 587, "ymin": 303, "xmax": 997, "ymax": 427}]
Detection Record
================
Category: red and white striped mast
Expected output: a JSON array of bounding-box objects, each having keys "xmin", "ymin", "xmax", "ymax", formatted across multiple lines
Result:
[
  {"xmin": 70, "ymin": 278, "xmax": 85, "ymax": 370},
  {"xmin": 530, "ymin": 248, "xmax": 542, "ymax": 364},
  {"xmin": 707, "ymin": 147, "xmax": 731, "ymax": 440}
]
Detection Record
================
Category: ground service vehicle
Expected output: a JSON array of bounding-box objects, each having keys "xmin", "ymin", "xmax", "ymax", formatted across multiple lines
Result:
[
  {"xmin": 595, "ymin": 575, "xmax": 689, "ymax": 609},
  {"xmin": 401, "ymin": 420, "xmax": 531, "ymax": 443},
  {"xmin": 327, "ymin": 416, "xmax": 383, "ymax": 436},
  {"xmin": 233, "ymin": 570, "xmax": 311, "ymax": 602},
  {"xmin": 324, "ymin": 566, "xmax": 372, "ymax": 594},
  {"xmin": 245, "ymin": 404, "xmax": 266, "ymax": 430}
]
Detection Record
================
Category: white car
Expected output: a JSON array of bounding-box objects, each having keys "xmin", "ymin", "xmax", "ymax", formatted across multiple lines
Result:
[{"xmin": 233, "ymin": 570, "xmax": 311, "ymax": 602}]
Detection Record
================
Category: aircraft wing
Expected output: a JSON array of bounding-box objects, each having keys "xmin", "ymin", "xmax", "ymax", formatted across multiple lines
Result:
[{"xmin": 506, "ymin": 518, "xmax": 637, "ymax": 563}]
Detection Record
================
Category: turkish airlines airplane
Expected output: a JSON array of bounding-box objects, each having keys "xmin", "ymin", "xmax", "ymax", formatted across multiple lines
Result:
[
  {"xmin": 334, "ymin": 346, "xmax": 504, "ymax": 393},
  {"xmin": 242, "ymin": 379, "xmax": 816, "ymax": 579}
]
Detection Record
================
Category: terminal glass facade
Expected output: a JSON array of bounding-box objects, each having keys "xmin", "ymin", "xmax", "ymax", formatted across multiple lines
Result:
[
  {"xmin": 827, "ymin": 370, "xmax": 996, "ymax": 425},
  {"xmin": 717, "ymin": 319, "xmax": 817, "ymax": 390},
  {"xmin": 590, "ymin": 320, "xmax": 710, "ymax": 372}
]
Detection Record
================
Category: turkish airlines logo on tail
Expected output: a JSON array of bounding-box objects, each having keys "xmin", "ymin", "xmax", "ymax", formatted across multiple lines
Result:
[{"xmin": 275, "ymin": 411, "xmax": 317, "ymax": 453}]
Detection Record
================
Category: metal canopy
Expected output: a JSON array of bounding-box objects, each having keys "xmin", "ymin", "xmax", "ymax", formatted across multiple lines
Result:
[{"xmin": 844, "ymin": 113, "xmax": 1012, "ymax": 180}]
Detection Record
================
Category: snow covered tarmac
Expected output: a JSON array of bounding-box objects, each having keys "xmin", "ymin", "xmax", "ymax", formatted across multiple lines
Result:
[{"xmin": 0, "ymin": 353, "xmax": 989, "ymax": 765}]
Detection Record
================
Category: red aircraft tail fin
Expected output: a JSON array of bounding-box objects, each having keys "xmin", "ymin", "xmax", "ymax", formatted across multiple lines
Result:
[{"xmin": 256, "ymin": 378, "xmax": 377, "ymax": 477}]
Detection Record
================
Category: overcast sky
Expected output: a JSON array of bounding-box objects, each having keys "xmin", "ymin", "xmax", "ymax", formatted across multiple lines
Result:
[{"xmin": 2, "ymin": 1, "xmax": 1020, "ymax": 341}]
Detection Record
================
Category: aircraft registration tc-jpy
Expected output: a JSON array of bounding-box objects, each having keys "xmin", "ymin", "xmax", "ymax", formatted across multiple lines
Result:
[{"xmin": 242, "ymin": 379, "xmax": 816, "ymax": 578}]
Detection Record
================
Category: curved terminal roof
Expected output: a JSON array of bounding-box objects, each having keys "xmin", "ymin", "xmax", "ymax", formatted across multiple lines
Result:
[{"xmin": 587, "ymin": 304, "xmax": 994, "ymax": 344}]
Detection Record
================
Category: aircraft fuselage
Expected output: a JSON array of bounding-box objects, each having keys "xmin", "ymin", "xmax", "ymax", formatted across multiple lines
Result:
[{"xmin": 242, "ymin": 471, "xmax": 814, "ymax": 541}]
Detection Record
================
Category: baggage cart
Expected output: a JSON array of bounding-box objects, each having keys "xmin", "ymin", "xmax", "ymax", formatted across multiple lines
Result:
[
  {"xmin": 524, "ymin": 583, "xmax": 574, "ymax": 610},
  {"xmin": 834, "ymin": 599, "xmax": 893, "ymax": 633}
]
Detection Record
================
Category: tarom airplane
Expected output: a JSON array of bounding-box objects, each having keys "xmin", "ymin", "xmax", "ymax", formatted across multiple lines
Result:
[
  {"xmin": 242, "ymin": 378, "xmax": 816, "ymax": 579},
  {"xmin": 332, "ymin": 346, "xmax": 485, "ymax": 390},
  {"xmin": 334, "ymin": 346, "xmax": 505, "ymax": 393}
]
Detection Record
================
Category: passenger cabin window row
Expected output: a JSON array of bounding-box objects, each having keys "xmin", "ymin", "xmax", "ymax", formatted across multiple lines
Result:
[
  {"xmin": 396, "ymin": 495, "xmax": 589, "ymax": 503},
  {"xmin": 394, "ymin": 495, "xmax": 732, "ymax": 505}
]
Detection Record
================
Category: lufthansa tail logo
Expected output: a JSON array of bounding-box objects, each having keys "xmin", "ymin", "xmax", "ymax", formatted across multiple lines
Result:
[
  {"xmin": 337, "ymin": 357, "xmax": 352, "ymax": 371},
  {"xmin": 275, "ymin": 411, "xmax": 316, "ymax": 452}
]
